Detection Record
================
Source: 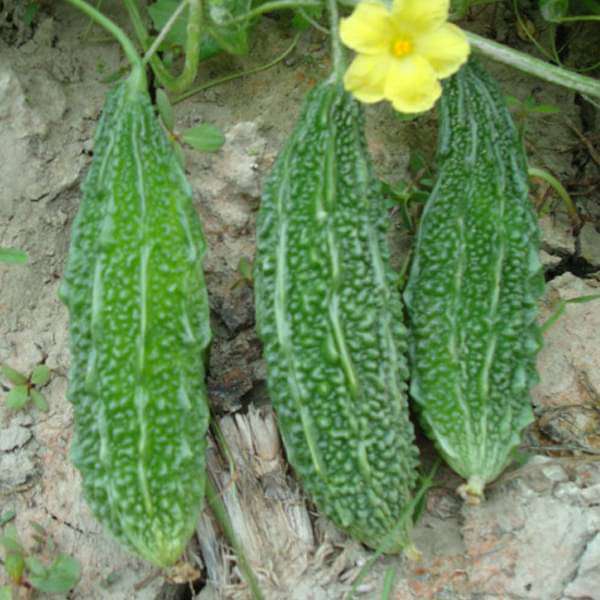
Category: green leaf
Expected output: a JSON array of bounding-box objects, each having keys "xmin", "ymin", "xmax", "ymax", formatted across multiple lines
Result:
[
  {"xmin": 147, "ymin": 0, "xmax": 189, "ymax": 48},
  {"xmin": 505, "ymin": 94, "xmax": 521, "ymax": 108},
  {"xmin": 0, "ymin": 248, "xmax": 28, "ymax": 265},
  {"xmin": 28, "ymin": 554, "xmax": 81, "ymax": 594},
  {"xmin": 0, "ymin": 585, "xmax": 12, "ymax": 600},
  {"xmin": 0, "ymin": 511, "xmax": 16, "ymax": 527},
  {"xmin": 290, "ymin": 4, "xmax": 323, "ymax": 31},
  {"xmin": 5, "ymin": 386, "xmax": 29, "ymax": 411},
  {"xmin": 451, "ymin": 0, "xmax": 472, "ymax": 17},
  {"xmin": 0, "ymin": 526, "xmax": 25, "ymax": 555},
  {"xmin": 23, "ymin": 2, "xmax": 40, "ymax": 26},
  {"xmin": 156, "ymin": 89, "xmax": 174, "ymax": 132},
  {"xmin": 182, "ymin": 124, "xmax": 225, "ymax": 152},
  {"xmin": 540, "ymin": 0, "xmax": 570, "ymax": 21},
  {"xmin": 148, "ymin": 0, "xmax": 222, "ymax": 60},
  {"xmin": 206, "ymin": 0, "xmax": 252, "ymax": 55},
  {"xmin": 5, "ymin": 553, "xmax": 25, "ymax": 584},
  {"xmin": 237, "ymin": 256, "xmax": 253, "ymax": 283},
  {"xmin": 30, "ymin": 364, "xmax": 50, "ymax": 386},
  {"xmin": 24, "ymin": 556, "xmax": 46, "ymax": 577},
  {"xmin": 395, "ymin": 111, "xmax": 424, "ymax": 121},
  {"xmin": 30, "ymin": 390, "xmax": 49, "ymax": 412},
  {"xmin": 532, "ymin": 103, "xmax": 561, "ymax": 114},
  {"xmin": 0, "ymin": 364, "xmax": 28, "ymax": 385}
]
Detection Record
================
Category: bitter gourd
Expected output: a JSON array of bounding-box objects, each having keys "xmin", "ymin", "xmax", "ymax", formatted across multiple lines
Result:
[
  {"xmin": 60, "ymin": 67, "xmax": 211, "ymax": 566},
  {"xmin": 404, "ymin": 59, "xmax": 544, "ymax": 502},
  {"xmin": 254, "ymin": 79, "xmax": 419, "ymax": 552}
]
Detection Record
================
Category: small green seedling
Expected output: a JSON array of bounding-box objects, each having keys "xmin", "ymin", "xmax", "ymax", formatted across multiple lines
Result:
[
  {"xmin": 0, "ymin": 522, "xmax": 81, "ymax": 597},
  {"xmin": 181, "ymin": 123, "xmax": 225, "ymax": 152},
  {"xmin": 233, "ymin": 256, "xmax": 254, "ymax": 289},
  {"xmin": 506, "ymin": 94, "xmax": 561, "ymax": 135},
  {"xmin": 22, "ymin": 2, "xmax": 41, "ymax": 27},
  {"xmin": 155, "ymin": 87, "xmax": 224, "ymax": 163},
  {"xmin": 1, "ymin": 364, "xmax": 51, "ymax": 412},
  {"xmin": 0, "ymin": 248, "xmax": 28, "ymax": 265},
  {"xmin": 381, "ymin": 150, "xmax": 436, "ymax": 231}
]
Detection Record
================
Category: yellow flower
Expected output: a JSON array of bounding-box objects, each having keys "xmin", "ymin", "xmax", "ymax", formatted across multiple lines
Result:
[{"xmin": 340, "ymin": 0, "xmax": 470, "ymax": 113}]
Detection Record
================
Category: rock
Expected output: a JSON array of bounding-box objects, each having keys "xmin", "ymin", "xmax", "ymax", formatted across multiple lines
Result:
[
  {"xmin": 0, "ymin": 452, "xmax": 36, "ymax": 489},
  {"xmin": 579, "ymin": 222, "xmax": 600, "ymax": 268},
  {"xmin": 190, "ymin": 122, "xmax": 266, "ymax": 234},
  {"xmin": 460, "ymin": 462, "xmax": 600, "ymax": 599},
  {"xmin": 533, "ymin": 273, "xmax": 600, "ymax": 409},
  {"xmin": 0, "ymin": 63, "xmax": 47, "ymax": 208},
  {"xmin": 0, "ymin": 422, "xmax": 32, "ymax": 452},
  {"xmin": 581, "ymin": 484, "xmax": 600, "ymax": 504},
  {"xmin": 541, "ymin": 463, "xmax": 569, "ymax": 483},
  {"xmin": 538, "ymin": 406, "xmax": 600, "ymax": 453},
  {"xmin": 539, "ymin": 213, "xmax": 576, "ymax": 256},
  {"xmin": 540, "ymin": 249, "xmax": 562, "ymax": 270},
  {"xmin": 383, "ymin": 459, "xmax": 600, "ymax": 599},
  {"xmin": 563, "ymin": 533, "xmax": 600, "ymax": 599}
]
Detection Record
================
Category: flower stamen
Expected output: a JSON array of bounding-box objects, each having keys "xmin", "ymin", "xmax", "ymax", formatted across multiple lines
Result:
[{"xmin": 392, "ymin": 38, "xmax": 412, "ymax": 58}]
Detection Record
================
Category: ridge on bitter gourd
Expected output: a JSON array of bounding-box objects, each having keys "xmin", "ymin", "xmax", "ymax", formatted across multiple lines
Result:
[
  {"xmin": 59, "ymin": 67, "xmax": 211, "ymax": 567},
  {"xmin": 404, "ymin": 59, "xmax": 545, "ymax": 503},
  {"xmin": 254, "ymin": 78, "xmax": 420, "ymax": 552}
]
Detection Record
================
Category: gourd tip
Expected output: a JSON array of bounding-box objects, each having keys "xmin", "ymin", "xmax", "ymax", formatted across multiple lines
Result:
[{"xmin": 457, "ymin": 476, "xmax": 485, "ymax": 505}]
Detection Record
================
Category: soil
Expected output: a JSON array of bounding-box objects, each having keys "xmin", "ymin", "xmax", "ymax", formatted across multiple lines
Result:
[{"xmin": 1, "ymin": 1, "xmax": 599, "ymax": 599}]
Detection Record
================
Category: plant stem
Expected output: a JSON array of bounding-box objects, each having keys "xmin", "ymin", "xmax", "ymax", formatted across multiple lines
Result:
[
  {"xmin": 327, "ymin": 0, "xmax": 345, "ymax": 82},
  {"xmin": 123, "ymin": 0, "xmax": 177, "ymax": 88},
  {"xmin": 221, "ymin": 0, "xmax": 321, "ymax": 25},
  {"xmin": 173, "ymin": 0, "xmax": 203, "ymax": 94},
  {"xmin": 123, "ymin": 0, "xmax": 203, "ymax": 94},
  {"xmin": 64, "ymin": 0, "xmax": 141, "ymax": 68},
  {"xmin": 466, "ymin": 32, "xmax": 600, "ymax": 101},
  {"xmin": 205, "ymin": 478, "xmax": 264, "ymax": 600},
  {"xmin": 381, "ymin": 567, "xmax": 397, "ymax": 600},
  {"xmin": 173, "ymin": 33, "xmax": 301, "ymax": 103},
  {"xmin": 528, "ymin": 166, "xmax": 579, "ymax": 224},
  {"xmin": 553, "ymin": 14, "xmax": 600, "ymax": 22},
  {"xmin": 142, "ymin": 0, "xmax": 189, "ymax": 66},
  {"xmin": 122, "ymin": 0, "xmax": 150, "ymax": 48}
]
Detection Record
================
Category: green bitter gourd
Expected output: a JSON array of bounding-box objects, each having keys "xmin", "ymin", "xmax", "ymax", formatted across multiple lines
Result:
[
  {"xmin": 254, "ymin": 79, "xmax": 419, "ymax": 552},
  {"xmin": 60, "ymin": 68, "xmax": 211, "ymax": 566},
  {"xmin": 404, "ymin": 59, "xmax": 545, "ymax": 502}
]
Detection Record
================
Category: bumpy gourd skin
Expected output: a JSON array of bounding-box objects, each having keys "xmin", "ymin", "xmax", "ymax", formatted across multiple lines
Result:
[
  {"xmin": 254, "ymin": 80, "xmax": 419, "ymax": 551},
  {"xmin": 404, "ymin": 60, "xmax": 545, "ymax": 501},
  {"xmin": 60, "ymin": 72, "xmax": 211, "ymax": 566}
]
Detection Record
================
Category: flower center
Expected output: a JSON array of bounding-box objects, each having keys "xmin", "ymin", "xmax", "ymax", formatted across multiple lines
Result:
[{"xmin": 392, "ymin": 38, "xmax": 412, "ymax": 58}]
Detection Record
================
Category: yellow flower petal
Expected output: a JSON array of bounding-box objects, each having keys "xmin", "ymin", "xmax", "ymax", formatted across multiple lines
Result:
[
  {"xmin": 415, "ymin": 23, "xmax": 470, "ymax": 78},
  {"xmin": 383, "ymin": 55, "xmax": 442, "ymax": 113},
  {"xmin": 339, "ymin": 1, "xmax": 395, "ymax": 55},
  {"xmin": 391, "ymin": 0, "xmax": 450, "ymax": 33},
  {"xmin": 343, "ymin": 54, "xmax": 391, "ymax": 103}
]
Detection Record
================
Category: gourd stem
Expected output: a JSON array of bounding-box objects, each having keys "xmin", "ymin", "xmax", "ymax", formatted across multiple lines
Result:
[
  {"xmin": 122, "ymin": 0, "xmax": 178, "ymax": 89},
  {"xmin": 64, "ymin": 0, "xmax": 141, "ymax": 69},
  {"xmin": 467, "ymin": 32, "xmax": 600, "ymax": 101},
  {"xmin": 123, "ymin": 0, "xmax": 204, "ymax": 95},
  {"xmin": 327, "ymin": 0, "xmax": 345, "ymax": 82}
]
